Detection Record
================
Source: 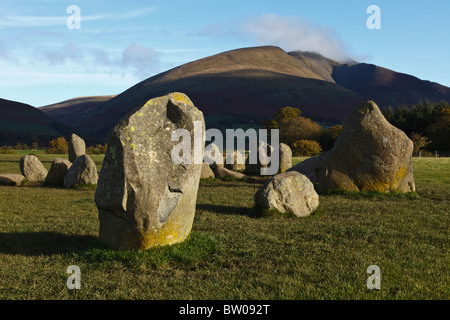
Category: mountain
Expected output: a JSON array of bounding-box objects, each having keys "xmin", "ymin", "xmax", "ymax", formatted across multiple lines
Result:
[
  {"xmin": 40, "ymin": 46, "xmax": 365, "ymax": 139},
  {"xmin": 40, "ymin": 95, "xmax": 116, "ymax": 134},
  {"xmin": 0, "ymin": 98, "xmax": 71, "ymax": 146},
  {"xmin": 332, "ymin": 63, "xmax": 450, "ymax": 107},
  {"xmin": 35, "ymin": 45, "xmax": 450, "ymax": 141}
]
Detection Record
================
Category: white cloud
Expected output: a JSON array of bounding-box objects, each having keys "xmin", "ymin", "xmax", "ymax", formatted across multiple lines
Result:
[
  {"xmin": 121, "ymin": 43, "xmax": 161, "ymax": 79},
  {"xmin": 0, "ymin": 6, "xmax": 156, "ymax": 28},
  {"xmin": 2, "ymin": 41, "xmax": 162, "ymax": 83},
  {"xmin": 241, "ymin": 14, "xmax": 351, "ymax": 62}
]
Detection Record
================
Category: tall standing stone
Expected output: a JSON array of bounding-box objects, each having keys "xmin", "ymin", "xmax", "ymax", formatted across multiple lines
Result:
[
  {"xmin": 69, "ymin": 133, "xmax": 86, "ymax": 163},
  {"xmin": 279, "ymin": 143, "xmax": 292, "ymax": 173},
  {"xmin": 20, "ymin": 154, "xmax": 48, "ymax": 181},
  {"xmin": 204, "ymin": 143, "xmax": 223, "ymax": 170},
  {"xmin": 95, "ymin": 92, "xmax": 205, "ymax": 250},
  {"xmin": 225, "ymin": 150, "xmax": 246, "ymax": 171},
  {"xmin": 315, "ymin": 100, "xmax": 415, "ymax": 193},
  {"xmin": 245, "ymin": 140, "xmax": 274, "ymax": 175}
]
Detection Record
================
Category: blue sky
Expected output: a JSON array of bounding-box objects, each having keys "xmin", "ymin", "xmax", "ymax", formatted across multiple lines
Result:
[{"xmin": 0, "ymin": 0, "xmax": 449, "ymax": 107}]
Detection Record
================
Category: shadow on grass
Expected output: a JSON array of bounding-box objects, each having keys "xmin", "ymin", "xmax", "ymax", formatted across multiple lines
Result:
[
  {"xmin": 196, "ymin": 203, "xmax": 252, "ymax": 216},
  {"xmin": 0, "ymin": 232, "xmax": 97, "ymax": 256}
]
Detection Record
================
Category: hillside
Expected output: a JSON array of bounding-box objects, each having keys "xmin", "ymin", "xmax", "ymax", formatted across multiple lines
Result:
[
  {"xmin": 0, "ymin": 98, "xmax": 71, "ymax": 146},
  {"xmin": 40, "ymin": 95, "xmax": 116, "ymax": 126},
  {"xmin": 40, "ymin": 46, "xmax": 364, "ymax": 139},
  {"xmin": 332, "ymin": 63, "xmax": 450, "ymax": 107},
  {"xmin": 36, "ymin": 45, "xmax": 450, "ymax": 141}
]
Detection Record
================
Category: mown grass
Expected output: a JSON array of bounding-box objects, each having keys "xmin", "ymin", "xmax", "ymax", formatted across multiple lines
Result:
[
  {"xmin": 0, "ymin": 154, "xmax": 448, "ymax": 300},
  {"xmin": 0, "ymin": 150, "xmax": 104, "ymax": 175}
]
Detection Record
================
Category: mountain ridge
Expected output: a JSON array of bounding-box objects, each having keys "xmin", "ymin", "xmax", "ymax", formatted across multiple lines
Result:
[{"xmin": 3, "ymin": 45, "xmax": 449, "ymax": 144}]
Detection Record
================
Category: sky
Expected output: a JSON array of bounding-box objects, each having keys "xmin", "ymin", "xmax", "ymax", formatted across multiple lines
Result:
[{"xmin": 0, "ymin": 0, "xmax": 449, "ymax": 107}]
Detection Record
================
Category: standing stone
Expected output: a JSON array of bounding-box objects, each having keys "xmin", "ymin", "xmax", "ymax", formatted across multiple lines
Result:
[
  {"xmin": 315, "ymin": 100, "xmax": 415, "ymax": 193},
  {"xmin": 20, "ymin": 154, "xmax": 48, "ymax": 181},
  {"xmin": 45, "ymin": 158, "xmax": 72, "ymax": 185},
  {"xmin": 204, "ymin": 143, "xmax": 223, "ymax": 170},
  {"xmin": 68, "ymin": 133, "xmax": 86, "ymax": 163},
  {"xmin": 245, "ymin": 140, "xmax": 273, "ymax": 175},
  {"xmin": 224, "ymin": 150, "xmax": 246, "ymax": 171},
  {"xmin": 254, "ymin": 171, "xmax": 319, "ymax": 217},
  {"xmin": 200, "ymin": 162, "xmax": 215, "ymax": 179},
  {"xmin": 279, "ymin": 143, "xmax": 292, "ymax": 173},
  {"xmin": 63, "ymin": 155, "xmax": 98, "ymax": 188},
  {"xmin": 95, "ymin": 92, "xmax": 205, "ymax": 250},
  {"xmin": 287, "ymin": 155, "xmax": 321, "ymax": 184}
]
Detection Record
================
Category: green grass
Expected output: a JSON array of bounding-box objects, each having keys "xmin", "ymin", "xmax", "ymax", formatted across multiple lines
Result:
[
  {"xmin": 0, "ymin": 154, "xmax": 448, "ymax": 299},
  {"xmin": 0, "ymin": 150, "xmax": 104, "ymax": 174}
]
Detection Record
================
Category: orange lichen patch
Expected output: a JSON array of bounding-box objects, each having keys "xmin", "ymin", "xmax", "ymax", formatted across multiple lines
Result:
[
  {"xmin": 359, "ymin": 165, "xmax": 409, "ymax": 192},
  {"xmin": 139, "ymin": 196, "xmax": 194, "ymax": 250},
  {"xmin": 171, "ymin": 92, "xmax": 193, "ymax": 106},
  {"xmin": 140, "ymin": 216, "xmax": 191, "ymax": 249}
]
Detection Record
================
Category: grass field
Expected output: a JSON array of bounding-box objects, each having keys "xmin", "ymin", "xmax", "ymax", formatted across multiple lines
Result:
[{"xmin": 0, "ymin": 152, "xmax": 448, "ymax": 300}]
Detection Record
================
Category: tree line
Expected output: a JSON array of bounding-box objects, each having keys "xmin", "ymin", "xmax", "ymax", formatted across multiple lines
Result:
[
  {"xmin": 382, "ymin": 101, "xmax": 450, "ymax": 156},
  {"xmin": 262, "ymin": 106, "xmax": 343, "ymax": 156},
  {"xmin": 262, "ymin": 101, "xmax": 450, "ymax": 157}
]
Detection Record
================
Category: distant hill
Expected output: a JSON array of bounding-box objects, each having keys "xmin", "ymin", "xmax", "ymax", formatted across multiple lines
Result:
[
  {"xmin": 40, "ymin": 46, "xmax": 365, "ymax": 139},
  {"xmin": 39, "ymin": 95, "xmax": 116, "ymax": 135},
  {"xmin": 30, "ymin": 45, "xmax": 450, "ymax": 141},
  {"xmin": 0, "ymin": 98, "xmax": 71, "ymax": 146},
  {"xmin": 332, "ymin": 63, "xmax": 450, "ymax": 107}
]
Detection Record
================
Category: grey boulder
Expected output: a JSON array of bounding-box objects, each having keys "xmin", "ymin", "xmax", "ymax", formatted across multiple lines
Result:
[
  {"xmin": 20, "ymin": 154, "xmax": 48, "ymax": 181},
  {"xmin": 63, "ymin": 154, "xmax": 98, "ymax": 188},
  {"xmin": 254, "ymin": 171, "xmax": 319, "ymax": 217},
  {"xmin": 45, "ymin": 158, "xmax": 72, "ymax": 185}
]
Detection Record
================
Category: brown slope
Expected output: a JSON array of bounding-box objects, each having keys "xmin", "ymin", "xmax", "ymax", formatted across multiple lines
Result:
[
  {"xmin": 332, "ymin": 63, "xmax": 450, "ymax": 107},
  {"xmin": 0, "ymin": 98, "xmax": 71, "ymax": 146},
  {"xmin": 287, "ymin": 51, "xmax": 343, "ymax": 83},
  {"xmin": 58, "ymin": 46, "xmax": 364, "ymax": 139},
  {"xmin": 39, "ymin": 95, "xmax": 116, "ymax": 129}
]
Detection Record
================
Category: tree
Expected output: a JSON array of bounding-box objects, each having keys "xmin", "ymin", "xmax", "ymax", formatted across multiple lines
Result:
[
  {"xmin": 319, "ymin": 125, "xmax": 343, "ymax": 151},
  {"xmin": 278, "ymin": 116, "xmax": 322, "ymax": 146},
  {"xmin": 291, "ymin": 139, "xmax": 322, "ymax": 157},
  {"xmin": 46, "ymin": 137, "xmax": 68, "ymax": 154},
  {"xmin": 426, "ymin": 107, "xmax": 450, "ymax": 153},
  {"xmin": 273, "ymin": 107, "xmax": 302, "ymax": 123},
  {"xmin": 263, "ymin": 106, "xmax": 322, "ymax": 147},
  {"xmin": 410, "ymin": 132, "xmax": 431, "ymax": 155}
]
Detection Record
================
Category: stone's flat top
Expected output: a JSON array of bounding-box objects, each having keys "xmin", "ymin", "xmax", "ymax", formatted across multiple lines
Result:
[{"xmin": 0, "ymin": 174, "xmax": 26, "ymax": 185}]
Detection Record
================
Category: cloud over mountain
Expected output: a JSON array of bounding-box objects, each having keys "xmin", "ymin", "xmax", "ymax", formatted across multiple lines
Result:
[{"xmin": 241, "ymin": 14, "xmax": 351, "ymax": 62}]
